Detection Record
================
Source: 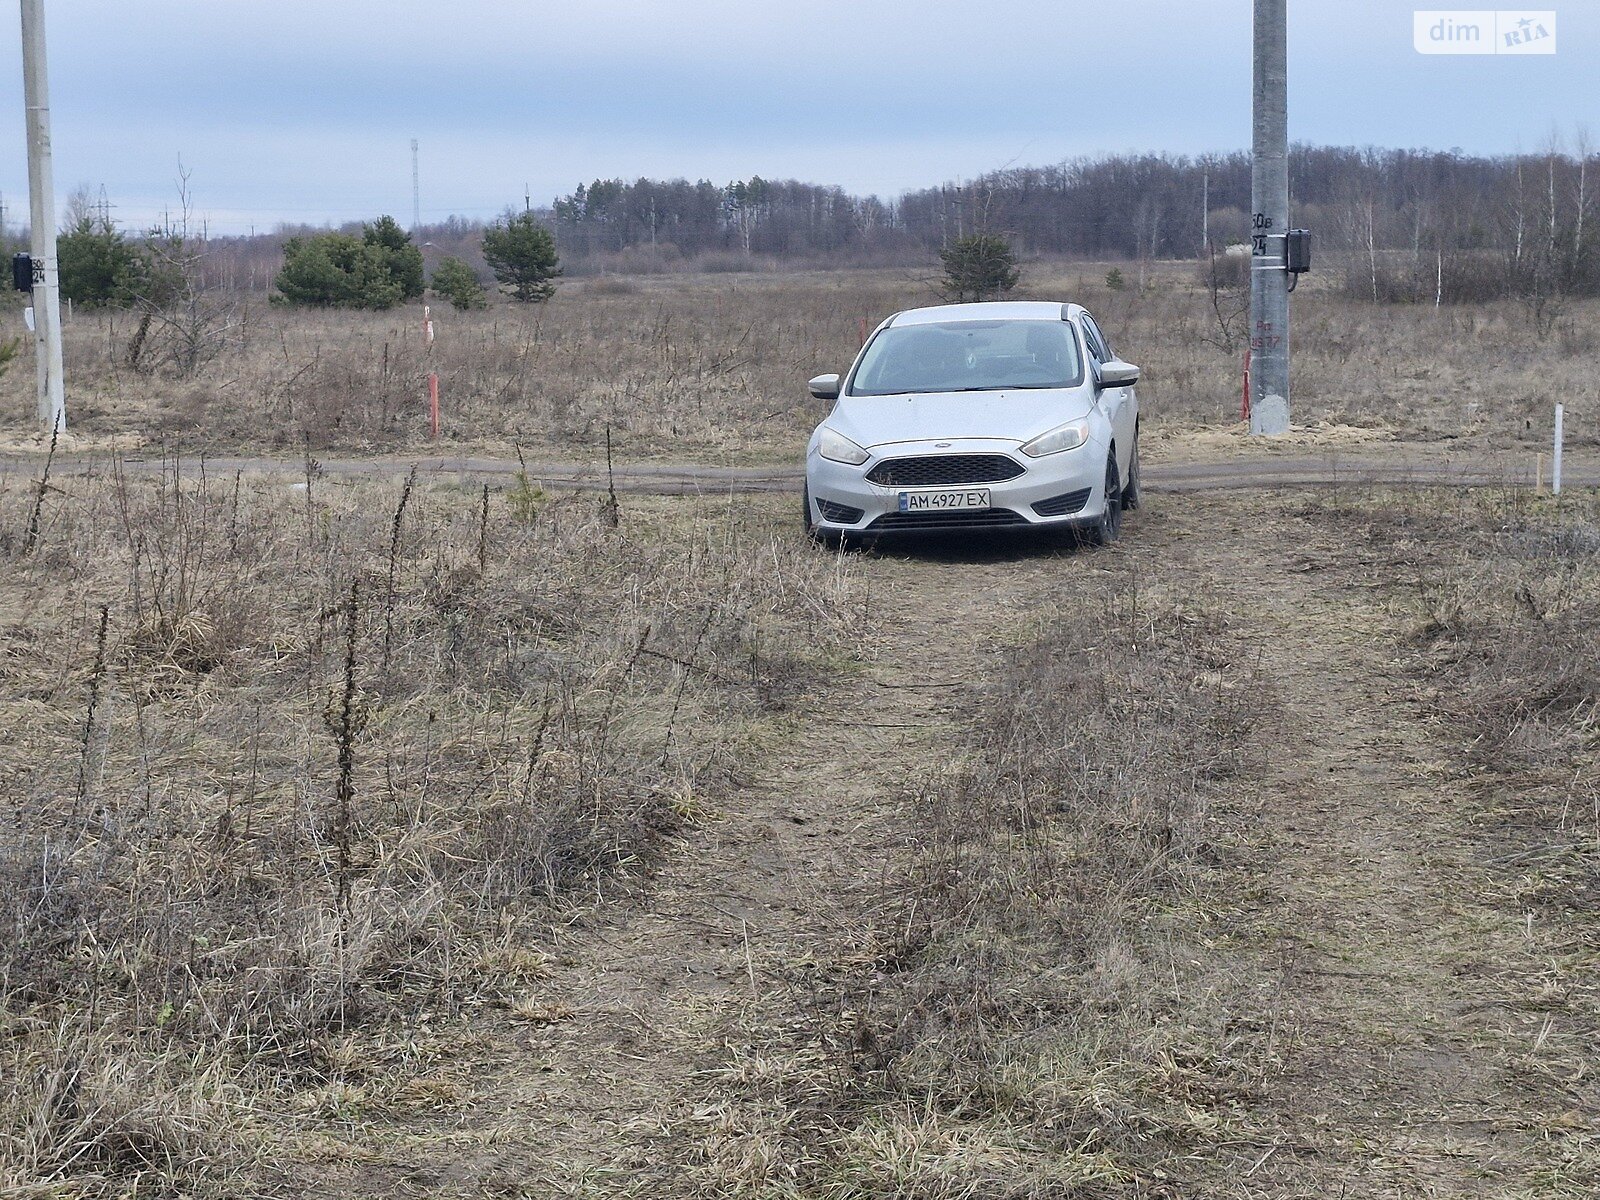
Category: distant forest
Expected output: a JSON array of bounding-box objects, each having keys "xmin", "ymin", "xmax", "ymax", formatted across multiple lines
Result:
[
  {"xmin": 538, "ymin": 146, "xmax": 1500, "ymax": 262},
  {"xmin": 542, "ymin": 142, "xmax": 1593, "ymax": 274},
  {"xmin": 45, "ymin": 140, "xmax": 1594, "ymax": 301}
]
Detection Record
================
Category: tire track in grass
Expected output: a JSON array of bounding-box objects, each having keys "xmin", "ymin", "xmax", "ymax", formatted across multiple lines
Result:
[
  {"xmin": 1185, "ymin": 494, "xmax": 1583, "ymax": 1197},
  {"xmin": 276, "ymin": 489, "xmax": 1590, "ymax": 1196},
  {"xmin": 292, "ymin": 520, "xmax": 1073, "ymax": 1197}
]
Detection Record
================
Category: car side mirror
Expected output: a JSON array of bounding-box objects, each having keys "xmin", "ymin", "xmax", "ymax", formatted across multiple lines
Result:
[
  {"xmin": 1097, "ymin": 360, "xmax": 1140, "ymax": 390},
  {"xmin": 808, "ymin": 373, "xmax": 841, "ymax": 401}
]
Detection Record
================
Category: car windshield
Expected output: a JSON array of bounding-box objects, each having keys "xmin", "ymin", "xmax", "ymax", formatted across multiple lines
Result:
[{"xmin": 848, "ymin": 319, "xmax": 1084, "ymax": 396}]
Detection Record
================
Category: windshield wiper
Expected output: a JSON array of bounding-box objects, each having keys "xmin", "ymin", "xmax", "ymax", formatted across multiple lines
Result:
[
  {"xmin": 859, "ymin": 384, "xmax": 1061, "ymax": 396},
  {"xmin": 949, "ymin": 383, "xmax": 1063, "ymax": 392}
]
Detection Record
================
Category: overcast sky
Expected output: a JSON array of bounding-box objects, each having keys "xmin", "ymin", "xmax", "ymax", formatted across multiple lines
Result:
[{"xmin": 1, "ymin": 0, "xmax": 1596, "ymax": 236}]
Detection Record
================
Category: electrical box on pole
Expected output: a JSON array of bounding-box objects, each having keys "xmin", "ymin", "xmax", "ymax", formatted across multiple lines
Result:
[
  {"xmin": 1286, "ymin": 228, "xmax": 1312, "ymax": 277},
  {"xmin": 1249, "ymin": 0, "xmax": 1290, "ymax": 435}
]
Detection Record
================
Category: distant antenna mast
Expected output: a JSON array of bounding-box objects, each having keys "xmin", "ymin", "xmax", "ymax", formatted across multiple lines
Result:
[{"xmin": 411, "ymin": 137, "xmax": 421, "ymax": 232}]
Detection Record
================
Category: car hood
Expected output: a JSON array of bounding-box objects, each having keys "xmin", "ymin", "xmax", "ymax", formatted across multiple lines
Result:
[{"xmin": 829, "ymin": 388, "xmax": 1095, "ymax": 450}]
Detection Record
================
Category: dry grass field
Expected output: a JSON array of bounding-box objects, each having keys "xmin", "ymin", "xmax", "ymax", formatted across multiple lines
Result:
[
  {"xmin": 5, "ymin": 474, "xmax": 1598, "ymax": 1196},
  {"xmin": 1, "ymin": 261, "xmax": 1593, "ymax": 464},
  {"xmin": 0, "ymin": 468, "xmax": 867, "ymax": 1196},
  {"xmin": 2, "ymin": 264, "xmax": 1599, "ymax": 1198}
]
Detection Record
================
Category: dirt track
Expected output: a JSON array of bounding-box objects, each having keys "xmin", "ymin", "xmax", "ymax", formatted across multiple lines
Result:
[
  {"xmin": 252, "ymin": 483, "xmax": 1595, "ymax": 1198},
  {"xmin": 1181, "ymin": 499, "xmax": 1580, "ymax": 1195},
  {"xmin": 8, "ymin": 446, "xmax": 1594, "ymax": 496}
]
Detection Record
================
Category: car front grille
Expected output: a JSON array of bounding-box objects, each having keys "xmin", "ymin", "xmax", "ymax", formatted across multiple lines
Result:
[
  {"xmin": 1032, "ymin": 488, "xmax": 1093, "ymax": 517},
  {"xmin": 866, "ymin": 509, "xmax": 1031, "ymax": 534},
  {"xmin": 814, "ymin": 497, "xmax": 865, "ymax": 524},
  {"xmin": 865, "ymin": 454, "xmax": 1025, "ymax": 488}
]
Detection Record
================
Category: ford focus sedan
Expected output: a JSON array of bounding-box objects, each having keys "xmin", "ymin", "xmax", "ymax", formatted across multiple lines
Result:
[{"xmin": 803, "ymin": 301, "xmax": 1141, "ymax": 545}]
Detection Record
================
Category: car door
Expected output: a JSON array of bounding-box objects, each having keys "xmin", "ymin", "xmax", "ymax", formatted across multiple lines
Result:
[{"xmin": 1080, "ymin": 311, "xmax": 1136, "ymax": 481}]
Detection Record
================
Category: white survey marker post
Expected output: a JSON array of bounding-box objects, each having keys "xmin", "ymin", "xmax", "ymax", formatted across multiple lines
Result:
[
  {"xmin": 1250, "ymin": 0, "xmax": 1290, "ymax": 436},
  {"xmin": 21, "ymin": 0, "xmax": 66, "ymax": 433},
  {"xmin": 1552, "ymin": 403, "xmax": 1564, "ymax": 496}
]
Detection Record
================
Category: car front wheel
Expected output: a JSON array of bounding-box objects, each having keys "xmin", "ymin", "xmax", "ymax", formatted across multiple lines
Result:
[
  {"xmin": 1121, "ymin": 435, "xmax": 1141, "ymax": 511},
  {"xmin": 1084, "ymin": 454, "xmax": 1123, "ymax": 547}
]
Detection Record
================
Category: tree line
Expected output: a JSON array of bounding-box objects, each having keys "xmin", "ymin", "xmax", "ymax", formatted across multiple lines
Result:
[
  {"xmin": 24, "ymin": 139, "xmax": 1598, "ymax": 311},
  {"xmin": 541, "ymin": 142, "xmax": 1599, "ymax": 301}
]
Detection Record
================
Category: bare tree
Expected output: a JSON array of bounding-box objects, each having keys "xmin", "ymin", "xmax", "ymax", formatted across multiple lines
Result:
[
  {"xmin": 1573, "ymin": 127, "xmax": 1592, "ymax": 278},
  {"xmin": 125, "ymin": 162, "xmax": 245, "ymax": 375},
  {"xmin": 1201, "ymin": 244, "xmax": 1248, "ymax": 353}
]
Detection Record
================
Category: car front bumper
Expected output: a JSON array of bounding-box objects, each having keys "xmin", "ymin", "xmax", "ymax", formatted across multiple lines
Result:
[{"xmin": 806, "ymin": 438, "xmax": 1110, "ymax": 536}]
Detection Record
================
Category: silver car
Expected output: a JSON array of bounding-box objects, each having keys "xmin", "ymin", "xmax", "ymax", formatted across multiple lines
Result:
[{"xmin": 803, "ymin": 301, "xmax": 1141, "ymax": 544}]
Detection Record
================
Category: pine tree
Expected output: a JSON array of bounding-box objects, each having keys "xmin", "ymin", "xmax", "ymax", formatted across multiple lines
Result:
[
  {"xmin": 57, "ymin": 215, "xmax": 144, "ymax": 308},
  {"xmin": 430, "ymin": 257, "xmax": 488, "ymax": 310},
  {"xmin": 939, "ymin": 234, "xmax": 1021, "ymax": 302},
  {"xmin": 482, "ymin": 211, "xmax": 562, "ymax": 302},
  {"xmin": 273, "ymin": 216, "xmax": 421, "ymax": 309}
]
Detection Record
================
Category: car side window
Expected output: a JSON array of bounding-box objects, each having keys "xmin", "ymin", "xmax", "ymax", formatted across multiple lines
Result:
[{"xmin": 1081, "ymin": 313, "xmax": 1112, "ymax": 362}]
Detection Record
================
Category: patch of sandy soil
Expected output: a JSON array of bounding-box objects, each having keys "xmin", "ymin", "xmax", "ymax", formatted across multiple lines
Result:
[
  {"xmin": 1144, "ymin": 419, "xmax": 1401, "ymax": 462},
  {"xmin": 0, "ymin": 429, "xmax": 147, "ymax": 456}
]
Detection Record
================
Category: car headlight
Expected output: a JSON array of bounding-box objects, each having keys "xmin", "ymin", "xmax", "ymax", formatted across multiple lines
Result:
[
  {"xmin": 818, "ymin": 427, "xmax": 870, "ymax": 466},
  {"xmin": 1020, "ymin": 420, "xmax": 1091, "ymax": 459}
]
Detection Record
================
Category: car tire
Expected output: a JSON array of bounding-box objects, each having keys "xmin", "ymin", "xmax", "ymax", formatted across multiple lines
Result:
[
  {"xmin": 1121, "ymin": 435, "xmax": 1141, "ymax": 512},
  {"xmin": 1084, "ymin": 454, "xmax": 1123, "ymax": 547},
  {"xmin": 802, "ymin": 484, "xmax": 822, "ymax": 542}
]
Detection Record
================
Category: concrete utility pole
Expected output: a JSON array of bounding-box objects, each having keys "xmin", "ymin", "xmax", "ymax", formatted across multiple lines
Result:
[
  {"xmin": 1250, "ymin": 0, "xmax": 1289, "ymax": 435},
  {"xmin": 21, "ymin": 0, "xmax": 65, "ymax": 432}
]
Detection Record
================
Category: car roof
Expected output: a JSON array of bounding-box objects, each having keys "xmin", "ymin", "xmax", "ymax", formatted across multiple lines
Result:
[{"xmin": 887, "ymin": 301, "xmax": 1084, "ymax": 327}]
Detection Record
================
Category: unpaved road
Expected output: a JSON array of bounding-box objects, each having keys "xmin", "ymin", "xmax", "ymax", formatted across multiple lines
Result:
[
  {"xmin": 6, "ymin": 446, "xmax": 1594, "ymax": 496},
  {"xmin": 275, "ymin": 486, "xmax": 1593, "ymax": 1198}
]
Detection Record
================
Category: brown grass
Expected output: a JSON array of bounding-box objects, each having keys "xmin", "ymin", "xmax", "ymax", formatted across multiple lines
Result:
[
  {"xmin": 0, "ymin": 466, "xmax": 868, "ymax": 1196},
  {"xmin": 3, "ymin": 264, "xmax": 1594, "ymax": 462},
  {"xmin": 1302, "ymin": 486, "xmax": 1600, "ymax": 778},
  {"xmin": 678, "ymin": 486, "xmax": 1600, "ymax": 1198},
  {"xmin": 1295, "ymin": 484, "xmax": 1600, "ymax": 1190}
]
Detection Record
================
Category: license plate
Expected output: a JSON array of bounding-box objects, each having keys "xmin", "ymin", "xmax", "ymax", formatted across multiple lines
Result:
[{"xmin": 898, "ymin": 488, "xmax": 991, "ymax": 512}]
